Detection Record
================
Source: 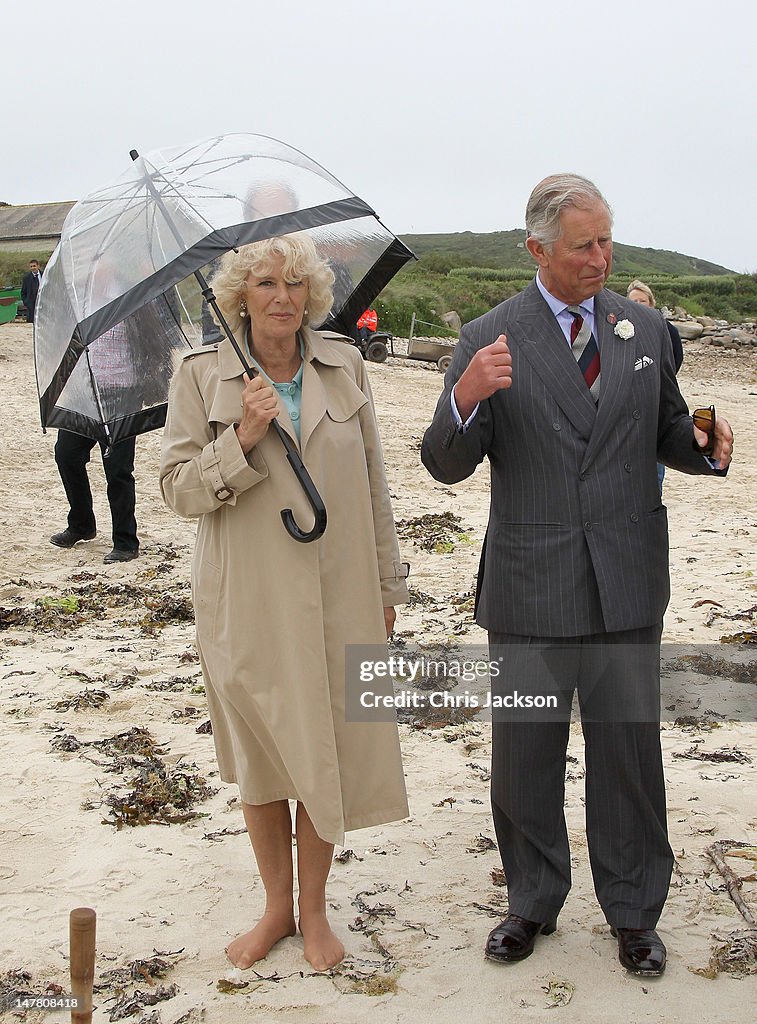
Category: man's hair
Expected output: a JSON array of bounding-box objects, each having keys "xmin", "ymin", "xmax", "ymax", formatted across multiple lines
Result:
[
  {"xmin": 626, "ymin": 279, "xmax": 656, "ymax": 307},
  {"xmin": 525, "ymin": 174, "xmax": 613, "ymax": 247},
  {"xmin": 30, "ymin": 259, "xmax": 39, "ymax": 266}
]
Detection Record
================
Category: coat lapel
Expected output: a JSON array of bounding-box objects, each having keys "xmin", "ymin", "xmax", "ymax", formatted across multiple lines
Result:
[
  {"xmin": 580, "ymin": 290, "xmax": 636, "ymax": 472},
  {"xmin": 299, "ymin": 328, "xmax": 358, "ymax": 456},
  {"xmin": 511, "ymin": 283, "xmax": 597, "ymax": 441}
]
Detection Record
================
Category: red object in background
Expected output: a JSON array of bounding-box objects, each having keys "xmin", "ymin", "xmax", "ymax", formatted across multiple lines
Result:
[{"xmin": 357, "ymin": 308, "xmax": 378, "ymax": 331}]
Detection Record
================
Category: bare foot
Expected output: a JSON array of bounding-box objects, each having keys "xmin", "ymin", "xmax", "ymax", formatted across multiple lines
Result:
[
  {"xmin": 226, "ymin": 909, "xmax": 296, "ymax": 969},
  {"xmin": 299, "ymin": 911, "xmax": 345, "ymax": 972}
]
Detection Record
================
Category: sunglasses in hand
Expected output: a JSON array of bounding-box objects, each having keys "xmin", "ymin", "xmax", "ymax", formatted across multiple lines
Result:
[{"xmin": 692, "ymin": 405, "xmax": 716, "ymax": 456}]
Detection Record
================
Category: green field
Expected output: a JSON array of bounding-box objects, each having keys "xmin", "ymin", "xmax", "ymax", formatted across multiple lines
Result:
[{"xmin": 3, "ymin": 233, "xmax": 755, "ymax": 338}]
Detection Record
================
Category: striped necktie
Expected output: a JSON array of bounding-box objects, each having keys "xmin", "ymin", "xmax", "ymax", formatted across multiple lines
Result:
[{"xmin": 567, "ymin": 305, "xmax": 600, "ymax": 400}]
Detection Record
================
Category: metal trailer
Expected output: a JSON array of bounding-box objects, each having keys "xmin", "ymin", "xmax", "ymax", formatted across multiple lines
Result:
[{"xmin": 406, "ymin": 335, "xmax": 456, "ymax": 372}]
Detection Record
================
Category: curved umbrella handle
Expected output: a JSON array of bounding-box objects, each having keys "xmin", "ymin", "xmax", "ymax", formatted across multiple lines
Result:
[{"xmin": 276, "ymin": 422, "xmax": 328, "ymax": 543}]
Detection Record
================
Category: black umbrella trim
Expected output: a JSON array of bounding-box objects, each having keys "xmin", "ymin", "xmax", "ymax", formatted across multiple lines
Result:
[
  {"xmin": 320, "ymin": 235, "xmax": 416, "ymax": 335},
  {"xmin": 39, "ymin": 198, "xmax": 375, "ymax": 423},
  {"xmin": 45, "ymin": 402, "xmax": 167, "ymax": 446},
  {"xmin": 77, "ymin": 198, "xmax": 374, "ymax": 345}
]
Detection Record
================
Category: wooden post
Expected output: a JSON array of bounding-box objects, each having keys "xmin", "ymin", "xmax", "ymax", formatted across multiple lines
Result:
[{"xmin": 69, "ymin": 907, "xmax": 96, "ymax": 1024}]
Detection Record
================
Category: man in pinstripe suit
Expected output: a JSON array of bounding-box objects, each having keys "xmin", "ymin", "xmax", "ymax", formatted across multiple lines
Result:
[{"xmin": 421, "ymin": 174, "xmax": 733, "ymax": 976}]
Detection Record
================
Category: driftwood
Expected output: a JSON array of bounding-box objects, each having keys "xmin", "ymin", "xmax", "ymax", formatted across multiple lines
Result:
[{"xmin": 705, "ymin": 840, "xmax": 757, "ymax": 926}]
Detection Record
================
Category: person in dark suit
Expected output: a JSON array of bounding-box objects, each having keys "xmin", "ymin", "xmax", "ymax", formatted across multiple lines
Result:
[
  {"xmin": 421, "ymin": 174, "xmax": 733, "ymax": 977},
  {"xmin": 626, "ymin": 279, "xmax": 684, "ymax": 494},
  {"xmin": 20, "ymin": 260, "xmax": 43, "ymax": 322}
]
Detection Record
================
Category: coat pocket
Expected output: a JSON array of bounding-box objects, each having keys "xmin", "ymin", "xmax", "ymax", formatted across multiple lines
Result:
[
  {"xmin": 192, "ymin": 561, "xmax": 222, "ymax": 648},
  {"xmin": 325, "ymin": 376, "xmax": 368, "ymax": 422}
]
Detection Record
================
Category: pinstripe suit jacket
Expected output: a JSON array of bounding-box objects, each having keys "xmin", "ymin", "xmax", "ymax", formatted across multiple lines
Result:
[{"xmin": 421, "ymin": 282, "xmax": 722, "ymax": 637}]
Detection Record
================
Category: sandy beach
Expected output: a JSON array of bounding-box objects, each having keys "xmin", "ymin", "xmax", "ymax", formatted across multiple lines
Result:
[{"xmin": 1, "ymin": 321, "xmax": 755, "ymax": 1023}]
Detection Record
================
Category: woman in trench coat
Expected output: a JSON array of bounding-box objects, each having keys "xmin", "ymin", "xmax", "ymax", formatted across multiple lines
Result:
[{"xmin": 160, "ymin": 234, "xmax": 409, "ymax": 972}]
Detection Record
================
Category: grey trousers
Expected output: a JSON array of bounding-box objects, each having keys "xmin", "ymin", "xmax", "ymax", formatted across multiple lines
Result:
[{"xmin": 488, "ymin": 625, "xmax": 673, "ymax": 930}]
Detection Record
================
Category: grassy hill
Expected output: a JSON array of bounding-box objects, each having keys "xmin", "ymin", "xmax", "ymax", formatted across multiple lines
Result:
[
  {"xmin": 399, "ymin": 230, "xmax": 734, "ymax": 276},
  {"xmin": 372, "ymin": 232, "xmax": 755, "ymax": 336}
]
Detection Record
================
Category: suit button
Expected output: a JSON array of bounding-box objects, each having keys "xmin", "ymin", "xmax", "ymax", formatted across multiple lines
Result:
[
  {"xmin": 630, "ymin": 513, "xmax": 639, "ymax": 523},
  {"xmin": 552, "ymin": 422, "xmax": 561, "ymax": 431},
  {"xmin": 579, "ymin": 472, "xmax": 586, "ymax": 480},
  {"xmin": 624, "ymin": 462, "xmax": 632, "ymax": 472},
  {"xmin": 632, "ymin": 410, "xmax": 641, "ymax": 420},
  {"xmin": 584, "ymin": 521, "xmax": 592, "ymax": 531}
]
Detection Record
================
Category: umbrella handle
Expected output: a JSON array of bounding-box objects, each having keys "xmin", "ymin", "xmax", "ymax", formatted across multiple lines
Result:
[{"xmin": 275, "ymin": 421, "xmax": 328, "ymax": 542}]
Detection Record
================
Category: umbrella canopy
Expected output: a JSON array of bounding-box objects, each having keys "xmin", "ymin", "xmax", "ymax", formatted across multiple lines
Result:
[{"xmin": 34, "ymin": 132, "xmax": 414, "ymax": 445}]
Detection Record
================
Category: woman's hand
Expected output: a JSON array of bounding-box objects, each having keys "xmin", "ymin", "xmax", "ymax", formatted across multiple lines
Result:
[
  {"xmin": 384, "ymin": 606, "xmax": 396, "ymax": 638},
  {"xmin": 235, "ymin": 373, "xmax": 279, "ymax": 454}
]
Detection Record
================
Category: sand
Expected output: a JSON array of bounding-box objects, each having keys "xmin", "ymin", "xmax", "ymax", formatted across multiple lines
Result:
[{"xmin": 0, "ymin": 321, "xmax": 755, "ymax": 1023}]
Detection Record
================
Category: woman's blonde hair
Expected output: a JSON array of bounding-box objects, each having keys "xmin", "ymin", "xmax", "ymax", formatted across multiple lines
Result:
[
  {"xmin": 211, "ymin": 233, "xmax": 335, "ymax": 334},
  {"xmin": 626, "ymin": 279, "xmax": 656, "ymax": 306}
]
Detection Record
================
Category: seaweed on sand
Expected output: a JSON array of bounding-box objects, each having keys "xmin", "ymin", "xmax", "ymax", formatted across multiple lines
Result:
[
  {"xmin": 0, "ymin": 970, "xmax": 34, "ymax": 1012},
  {"xmin": 0, "ymin": 593, "xmax": 103, "ymax": 632},
  {"xmin": 137, "ymin": 593, "xmax": 194, "ymax": 635},
  {"xmin": 95, "ymin": 953, "xmax": 187, "ymax": 1023},
  {"xmin": 691, "ymin": 930, "xmax": 757, "ymax": 979},
  {"xmin": 668, "ymin": 652, "xmax": 757, "ymax": 686},
  {"xmin": 143, "ymin": 674, "xmax": 201, "ymax": 692},
  {"xmin": 102, "ymin": 757, "xmax": 214, "ymax": 828},
  {"xmin": 673, "ymin": 746, "xmax": 752, "ymax": 764},
  {"xmin": 466, "ymin": 833, "xmax": 497, "ymax": 853},
  {"xmin": 395, "ymin": 512, "xmax": 474, "ymax": 553},
  {"xmin": 92, "ymin": 727, "xmax": 167, "ymax": 759},
  {"xmin": 52, "ymin": 688, "xmax": 110, "ymax": 712},
  {"xmin": 96, "ymin": 954, "xmax": 180, "ymax": 990},
  {"xmin": 51, "ymin": 726, "xmax": 213, "ymax": 824},
  {"xmin": 349, "ymin": 890, "xmax": 397, "ymax": 934}
]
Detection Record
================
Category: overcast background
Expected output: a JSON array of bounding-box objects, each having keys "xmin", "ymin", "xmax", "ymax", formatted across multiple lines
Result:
[{"xmin": 6, "ymin": 0, "xmax": 755, "ymax": 272}]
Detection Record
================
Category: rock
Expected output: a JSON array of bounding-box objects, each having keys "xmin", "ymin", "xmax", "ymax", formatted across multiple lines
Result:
[
  {"xmin": 672, "ymin": 320, "xmax": 704, "ymax": 340},
  {"xmin": 441, "ymin": 310, "xmax": 462, "ymax": 332},
  {"xmin": 728, "ymin": 329, "xmax": 755, "ymax": 345},
  {"xmin": 696, "ymin": 316, "xmax": 716, "ymax": 328}
]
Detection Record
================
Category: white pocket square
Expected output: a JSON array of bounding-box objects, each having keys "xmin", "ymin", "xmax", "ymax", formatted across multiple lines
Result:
[{"xmin": 634, "ymin": 355, "xmax": 654, "ymax": 371}]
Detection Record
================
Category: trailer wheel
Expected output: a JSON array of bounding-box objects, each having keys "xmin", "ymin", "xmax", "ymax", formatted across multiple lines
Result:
[
  {"xmin": 437, "ymin": 354, "xmax": 452, "ymax": 372},
  {"xmin": 367, "ymin": 340, "xmax": 388, "ymax": 363}
]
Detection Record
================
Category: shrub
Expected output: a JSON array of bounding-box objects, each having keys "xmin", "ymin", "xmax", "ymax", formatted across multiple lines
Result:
[{"xmin": 0, "ymin": 250, "xmax": 54, "ymax": 288}]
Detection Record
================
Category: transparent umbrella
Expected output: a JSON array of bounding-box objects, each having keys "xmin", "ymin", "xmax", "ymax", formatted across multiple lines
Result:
[{"xmin": 33, "ymin": 132, "xmax": 415, "ymax": 541}]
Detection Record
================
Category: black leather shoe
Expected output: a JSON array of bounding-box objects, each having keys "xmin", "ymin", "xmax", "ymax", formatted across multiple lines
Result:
[
  {"xmin": 103, "ymin": 548, "xmax": 139, "ymax": 564},
  {"xmin": 611, "ymin": 927, "xmax": 666, "ymax": 976},
  {"xmin": 485, "ymin": 914, "xmax": 557, "ymax": 963},
  {"xmin": 50, "ymin": 528, "xmax": 96, "ymax": 548}
]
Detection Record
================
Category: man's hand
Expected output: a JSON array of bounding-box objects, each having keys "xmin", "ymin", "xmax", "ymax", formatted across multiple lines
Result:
[
  {"xmin": 453, "ymin": 335, "xmax": 512, "ymax": 421},
  {"xmin": 695, "ymin": 414, "xmax": 734, "ymax": 470},
  {"xmin": 235, "ymin": 373, "xmax": 279, "ymax": 454}
]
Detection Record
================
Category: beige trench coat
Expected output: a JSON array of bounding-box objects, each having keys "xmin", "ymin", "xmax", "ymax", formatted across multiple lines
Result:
[{"xmin": 160, "ymin": 327, "xmax": 409, "ymax": 845}]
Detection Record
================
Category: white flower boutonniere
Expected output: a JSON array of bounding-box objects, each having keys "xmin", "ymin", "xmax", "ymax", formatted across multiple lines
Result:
[{"xmin": 614, "ymin": 319, "xmax": 635, "ymax": 340}]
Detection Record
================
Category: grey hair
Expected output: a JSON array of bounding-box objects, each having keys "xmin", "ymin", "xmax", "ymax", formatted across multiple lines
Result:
[
  {"xmin": 211, "ymin": 233, "xmax": 335, "ymax": 334},
  {"xmin": 525, "ymin": 174, "xmax": 613, "ymax": 247},
  {"xmin": 626, "ymin": 279, "xmax": 656, "ymax": 306}
]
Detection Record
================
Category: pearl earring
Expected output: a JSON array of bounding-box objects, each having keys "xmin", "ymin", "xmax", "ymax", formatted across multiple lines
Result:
[{"xmin": 240, "ymin": 299, "xmax": 248, "ymax": 315}]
